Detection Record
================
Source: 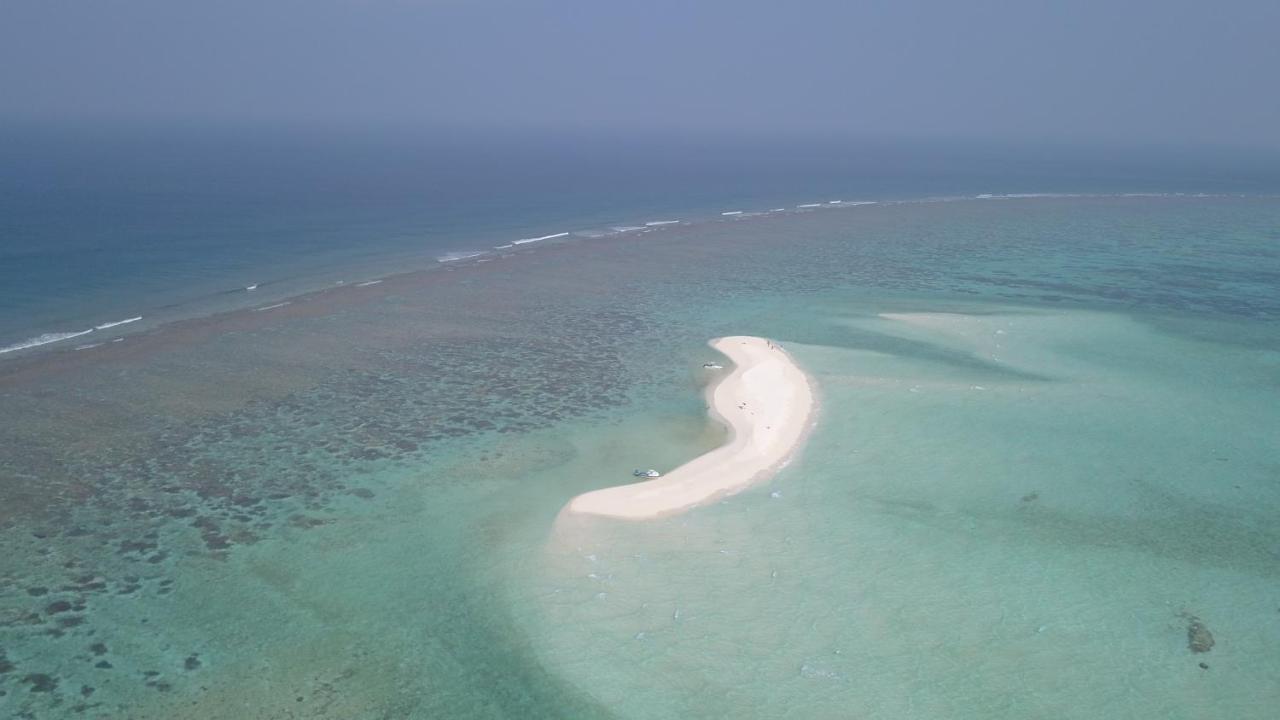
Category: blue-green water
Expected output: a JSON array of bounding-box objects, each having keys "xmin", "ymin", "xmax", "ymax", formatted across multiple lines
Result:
[
  {"xmin": 3, "ymin": 129, "xmax": 1277, "ymax": 355},
  {"xmin": 1, "ymin": 193, "xmax": 1278, "ymax": 717}
]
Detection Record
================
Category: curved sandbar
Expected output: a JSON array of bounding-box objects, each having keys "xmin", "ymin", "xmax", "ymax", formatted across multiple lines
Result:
[{"xmin": 567, "ymin": 336, "xmax": 815, "ymax": 520}]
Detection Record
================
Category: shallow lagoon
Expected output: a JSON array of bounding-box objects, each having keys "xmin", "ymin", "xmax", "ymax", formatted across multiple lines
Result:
[{"xmin": 1, "ymin": 197, "xmax": 1278, "ymax": 718}]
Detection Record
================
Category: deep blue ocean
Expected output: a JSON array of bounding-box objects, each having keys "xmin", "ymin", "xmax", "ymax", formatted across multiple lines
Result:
[{"xmin": 3, "ymin": 126, "xmax": 1277, "ymax": 354}]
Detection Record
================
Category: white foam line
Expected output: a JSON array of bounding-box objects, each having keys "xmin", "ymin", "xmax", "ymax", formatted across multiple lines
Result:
[
  {"xmin": 75, "ymin": 343, "xmax": 103, "ymax": 351},
  {"xmin": 611, "ymin": 226, "xmax": 645, "ymax": 233},
  {"xmin": 437, "ymin": 251, "xmax": 487, "ymax": 262},
  {"xmin": 493, "ymin": 243, "xmax": 515, "ymax": 249},
  {"xmin": 94, "ymin": 316, "xmax": 142, "ymax": 331},
  {"xmin": 253, "ymin": 302, "xmax": 291, "ymax": 312},
  {"xmin": 513, "ymin": 232, "xmax": 569, "ymax": 245},
  {"xmin": 0, "ymin": 329, "xmax": 95, "ymax": 355},
  {"xmin": 797, "ymin": 203, "xmax": 822, "ymax": 208},
  {"xmin": 644, "ymin": 220, "xmax": 680, "ymax": 226},
  {"xmin": 721, "ymin": 211, "xmax": 743, "ymax": 216},
  {"xmin": 355, "ymin": 280, "xmax": 383, "ymax": 287}
]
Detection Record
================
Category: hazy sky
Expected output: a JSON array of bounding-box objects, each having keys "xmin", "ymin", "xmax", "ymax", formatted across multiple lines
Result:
[{"xmin": 3, "ymin": 0, "xmax": 1278, "ymax": 147}]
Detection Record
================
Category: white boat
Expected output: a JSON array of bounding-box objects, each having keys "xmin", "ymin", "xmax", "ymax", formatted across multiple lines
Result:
[
  {"xmin": 702, "ymin": 362, "xmax": 724, "ymax": 369},
  {"xmin": 632, "ymin": 469, "xmax": 661, "ymax": 478}
]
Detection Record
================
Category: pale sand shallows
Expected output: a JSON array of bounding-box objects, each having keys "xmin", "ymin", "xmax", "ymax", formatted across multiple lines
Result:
[{"xmin": 567, "ymin": 336, "xmax": 816, "ymax": 520}]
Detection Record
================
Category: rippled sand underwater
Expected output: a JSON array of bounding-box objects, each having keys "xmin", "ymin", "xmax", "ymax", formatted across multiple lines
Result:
[{"xmin": 1, "ymin": 197, "xmax": 1278, "ymax": 718}]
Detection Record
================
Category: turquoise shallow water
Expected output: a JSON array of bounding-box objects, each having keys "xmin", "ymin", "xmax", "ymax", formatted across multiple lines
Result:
[
  {"xmin": 1, "ymin": 197, "xmax": 1278, "ymax": 717},
  {"xmin": 536, "ymin": 308, "xmax": 1280, "ymax": 718}
]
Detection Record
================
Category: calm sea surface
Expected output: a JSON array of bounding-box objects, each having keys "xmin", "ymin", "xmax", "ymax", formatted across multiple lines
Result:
[{"xmin": 1, "ymin": 132, "xmax": 1278, "ymax": 718}]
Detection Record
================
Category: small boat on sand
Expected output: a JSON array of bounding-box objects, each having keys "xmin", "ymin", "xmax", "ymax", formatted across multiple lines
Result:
[{"xmin": 633, "ymin": 469, "xmax": 661, "ymax": 478}]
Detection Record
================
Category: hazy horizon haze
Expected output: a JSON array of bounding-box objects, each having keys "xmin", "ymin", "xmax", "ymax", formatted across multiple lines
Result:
[{"xmin": 2, "ymin": 0, "xmax": 1278, "ymax": 149}]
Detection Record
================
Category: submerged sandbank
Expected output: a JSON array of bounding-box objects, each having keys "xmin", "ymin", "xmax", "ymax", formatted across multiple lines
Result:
[{"xmin": 567, "ymin": 336, "xmax": 816, "ymax": 520}]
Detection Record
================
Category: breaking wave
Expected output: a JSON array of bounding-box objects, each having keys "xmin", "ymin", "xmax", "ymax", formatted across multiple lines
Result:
[
  {"xmin": 94, "ymin": 316, "xmax": 142, "ymax": 331},
  {"xmin": 0, "ymin": 329, "xmax": 95, "ymax": 355},
  {"xmin": 437, "ymin": 251, "xmax": 487, "ymax": 262}
]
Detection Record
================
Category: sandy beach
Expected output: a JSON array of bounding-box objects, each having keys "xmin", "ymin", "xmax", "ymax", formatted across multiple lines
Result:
[{"xmin": 567, "ymin": 336, "xmax": 816, "ymax": 520}]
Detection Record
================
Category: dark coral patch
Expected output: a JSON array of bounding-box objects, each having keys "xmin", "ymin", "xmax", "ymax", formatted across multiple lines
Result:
[
  {"xmin": 288, "ymin": 514, "xmax": 332, "ymax": 529},
  {"xmin": 118, "ymin": 539, "xmax": 158, "ymax": 554},
  {"xmin": 22, "ymin": 673, "xmax": 59, "ymax": 692},
  {"xmin": 1187, "ymin": 616, "xmax": 1215, "ymax": 653},
  {"xmin": 45, "ymin": 599, "xmax": 74, "ymax": 614}
]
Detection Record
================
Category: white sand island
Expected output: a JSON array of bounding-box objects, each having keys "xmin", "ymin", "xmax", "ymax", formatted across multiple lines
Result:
[{"xmin": 567, "ymin": 336, "xmax": 816, "ymax": 520}]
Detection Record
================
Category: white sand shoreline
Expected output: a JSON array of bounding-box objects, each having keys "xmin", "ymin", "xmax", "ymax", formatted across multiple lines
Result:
[{"xmin": 566, "ymin": 336, "xmax": 816, "ymax": 520}]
